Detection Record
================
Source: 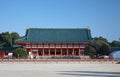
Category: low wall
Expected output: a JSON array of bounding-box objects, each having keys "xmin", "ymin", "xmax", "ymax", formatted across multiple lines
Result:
[{"xmin": 0, "ymin": 59, "xmax": 120, "ymax": 64}]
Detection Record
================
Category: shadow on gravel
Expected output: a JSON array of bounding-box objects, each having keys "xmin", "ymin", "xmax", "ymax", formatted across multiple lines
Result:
[{"xmin": 58, "ymin": 71, "xmax": 120, "ymax": 77}]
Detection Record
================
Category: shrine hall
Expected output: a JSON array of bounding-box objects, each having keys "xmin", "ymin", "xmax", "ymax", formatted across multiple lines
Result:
[{"xmin": 15, "ymin": 28, "xmax": 92, "ymax": 58}]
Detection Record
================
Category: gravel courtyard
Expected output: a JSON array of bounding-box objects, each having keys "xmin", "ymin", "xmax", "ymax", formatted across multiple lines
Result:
[{"xmin": 0, "ymin": 63, "xmax": 120, "ymax": 77}]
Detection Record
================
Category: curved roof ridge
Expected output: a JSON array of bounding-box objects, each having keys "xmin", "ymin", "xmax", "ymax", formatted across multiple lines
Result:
[{"xmin": 28, "ymin": 27, "xmax": 89, "ymax": 30}]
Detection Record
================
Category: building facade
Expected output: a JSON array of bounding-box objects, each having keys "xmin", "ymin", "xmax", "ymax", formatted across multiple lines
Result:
[
  {"xmin": 0, "ymin": 47, "xmax": 17, "ymax": 58},
  {"xmin": 15, "ymin": 28, "xmax": 92, "ymax": 58}
]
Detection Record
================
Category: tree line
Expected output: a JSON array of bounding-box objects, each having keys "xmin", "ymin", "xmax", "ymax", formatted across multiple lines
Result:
[
  {"xmin": 85, "ymin": 36, "xmax": 120, "ymax": 58},
  {"xmin": 0, "ymin": 32, "xmax": 120, "ymax": 58},
  {"xmin": 0, "ymin": 32, "xmax": 20, "ymax": 47}
]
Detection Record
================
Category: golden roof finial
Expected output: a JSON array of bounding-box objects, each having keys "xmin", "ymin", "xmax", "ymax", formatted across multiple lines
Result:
[
  {"xmin": 26, "ymin": 26, "xmax": 30, "ymax": 29},
  {"xmin": 87, "ymin": 26, "xmax": 90, "ymax": 30}
]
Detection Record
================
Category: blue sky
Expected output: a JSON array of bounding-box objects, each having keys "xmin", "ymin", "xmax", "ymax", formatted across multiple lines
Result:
[{"xmin": 0, "ymin": 0, "xmax": 120, "ymax": 42}]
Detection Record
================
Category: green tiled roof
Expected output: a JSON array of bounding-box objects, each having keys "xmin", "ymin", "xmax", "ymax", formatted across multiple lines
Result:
[
  {"xmin": 0, "ymin": 47, "xmax": 19, "ymax": 52},
  {"xmin": 16, "ymin": 28, "xmax": 92, "ymax": 43}
]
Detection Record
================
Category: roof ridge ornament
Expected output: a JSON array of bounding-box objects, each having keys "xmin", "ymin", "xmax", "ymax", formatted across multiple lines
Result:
[
  {"xmin": 26, "ymin": 26, "xmax": 30, "ymax": 30},
  {"xmin": 87, "ymin": 26, "xmax": 90, "ymax": 30}
]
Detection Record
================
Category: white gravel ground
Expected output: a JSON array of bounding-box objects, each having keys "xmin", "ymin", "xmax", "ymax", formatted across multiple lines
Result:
[{"xmin": 0, "ymin": 63, "xmax": 120, "ymax": 77}]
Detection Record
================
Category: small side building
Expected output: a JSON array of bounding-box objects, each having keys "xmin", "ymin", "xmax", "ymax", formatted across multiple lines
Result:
[
  {"xmin": 15, "ymin": 28, "xmax": 93, "ymax": 58},
  {"xmin": 0, "ymin": 47, "xmax": 17, "ymax": 58}
]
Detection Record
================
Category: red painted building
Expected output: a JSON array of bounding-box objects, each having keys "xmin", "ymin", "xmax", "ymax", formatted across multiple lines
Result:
[
  {"xmin": 15, "ymin": 28, "xmax": 92, "ymax": 58},
  {"xmin": 0, "ymin": 47, "xmax": 17, "ymax": 58}
]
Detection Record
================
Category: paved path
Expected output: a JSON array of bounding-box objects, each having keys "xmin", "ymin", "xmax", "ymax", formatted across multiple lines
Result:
[{"xmin": 0, "ymin": 63, "xmax": 120, "ymax": 77}]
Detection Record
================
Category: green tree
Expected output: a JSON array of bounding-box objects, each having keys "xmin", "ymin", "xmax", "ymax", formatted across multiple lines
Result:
[
  {"xmin": 84, "ymin": 42, "xmax": 96, "ymax": 58},
  {"xmin": 0, "ymin": 32, "xmax": 12, "ymax": 47},
  {"xmin": 85, "ymin": 38, "xmax": 110, "ymax": 58},
  {"xmin": 0, "ymin": 32, "xmax": 20, "ymax": 47},
  {"xmin": 13, "ymin": 48, "xmax": 28, "ymax": 58},
  {"xmin": 110, "ymin": 40, "xmax": 120, "ymax": 47},
  {"xmin": 11, "ymin": 32, "xmax": 20, "ymax": 45},
  {"xmin": 94, "ymin": 36, "xmax": 108, "ymax": 43},
  {"xmin": 96, "ymin": 40, "xmax": 110, "ymax": 55}
]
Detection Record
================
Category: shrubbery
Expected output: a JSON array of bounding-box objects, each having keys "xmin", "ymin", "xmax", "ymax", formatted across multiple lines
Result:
[{"xmin": 13, "ymin": 48, "xmax": 28, "ymax": 58}]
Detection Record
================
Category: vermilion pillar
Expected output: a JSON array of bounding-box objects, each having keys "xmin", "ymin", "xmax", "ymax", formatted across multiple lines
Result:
[
  {"xmin": 67, "ymin": 48, "xmax": 68, "ymax": 56},
  {"xmin": 72, "ymin": 43, "xmax": 74, "ymax": 56},
  {"xmin": 55, "ymin": 48, "xmax": 56, "ymax": 57},
  {"xmin": 30, "ymin": 44, "xmax": 32, "ymax": 56},
  {"xmin": 49, "ymin": 48, "xmax": 50, "ymax": 56},
  {"xmin": 60, "ymin": 48, "xmax": 62, "ymax": 57},
  {"xmin": 42, "ymin": 48, "xmax": 44, "ymax": 56},
  {"xmin": 79, "ymin": 48, "xmax": 80, "ymax": 56},
  {"xmin": 66, "ymin": 43, "xmax": 68, "ymax": 56},
  {"xmin": 36, "ymin": 44, "xmax": 38, "ymax": 56},
  {"xmin": 72, "ymin": 48, "xmax": 74, "ymax": 56}
]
